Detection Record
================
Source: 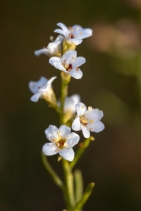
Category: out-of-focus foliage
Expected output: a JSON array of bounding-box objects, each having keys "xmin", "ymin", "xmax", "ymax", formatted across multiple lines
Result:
[{"xmin": 0, "ymin": 0, "xmax": 141, "ymax": 210}]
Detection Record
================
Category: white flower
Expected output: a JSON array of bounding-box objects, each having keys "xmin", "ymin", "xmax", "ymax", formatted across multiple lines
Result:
[
  {"xmin": 49, "ymin": 50, "xmax": 85, "ymax": 79},
  {"xmin": 58, "ymin": 94, "xmax": 80, "ymax": 123},
  {"xmin": 34, "ymin": 35, "xmax": 64, "ymax": 57},
  {"xmin": 72, "ymin": 102, "xmax": 105, "ymax": 138},
  {"xmin": 64, "ymin": 94, "xmax": 80, "ymax": 114},
  {"xmin": 54, "ymin": 22, "xmax": 92, "ymax": 45},
  {"xmin": 29, "ymin": 76, "xmax": 56, "ymax": 102},
  {"xmin": 42, "ymin": 125, "xmax": 80, "ymax": 161}
]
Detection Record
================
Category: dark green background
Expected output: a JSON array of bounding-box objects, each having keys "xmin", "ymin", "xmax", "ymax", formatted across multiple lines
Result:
[{"xmin": 1, "ymin": 0, "xmax": 141, "ymax": 210}]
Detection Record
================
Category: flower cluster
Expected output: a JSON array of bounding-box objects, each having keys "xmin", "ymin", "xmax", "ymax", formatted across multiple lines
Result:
[{"xmin": 29, "ymin": 22, "xmax": 105, "ymax": 161}]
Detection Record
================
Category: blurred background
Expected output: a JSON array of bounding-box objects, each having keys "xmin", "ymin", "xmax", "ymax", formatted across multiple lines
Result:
[{"xmin": 1, "ymin": 0, "xmax": 141, "ymax": 210}]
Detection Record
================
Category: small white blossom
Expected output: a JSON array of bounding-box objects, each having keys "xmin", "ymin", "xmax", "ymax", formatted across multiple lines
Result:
[
  {"xmin": 54, "ymin": 22, "xmax": 92, "ymax": 45},
  {"xmin": 34, "ymin": 35, "xmax": 64, "ymax": 57},
  {"xmin": 29, "ymin": 76, "xmax": 56, "ymax": 102},
  {"xmin": 58, "ymin": 94, "xmax": 80, "ymax": 123},
  {"xmin": 42, "ymin": 125, "xmax": 80, "ymax": 161},
  {"xmin": 72, "ymin": 102, "xmax": 105, "ymax": 138},
  {"xmin": 49, "ymin": 50, "xmax": 85, "ymax": 79},
  {"xmin": 64, "ymin": 94, "xmax": 80, "ymax": 114}
]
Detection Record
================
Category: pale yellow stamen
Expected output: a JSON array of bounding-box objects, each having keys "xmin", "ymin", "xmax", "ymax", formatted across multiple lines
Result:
[
  {"xmin": 88, "ymin": 106, "xmax": 92, "ymax": 111},
  {"xmin": 69, "ymin": 27, "xmax": 73, "ymax": 31}
]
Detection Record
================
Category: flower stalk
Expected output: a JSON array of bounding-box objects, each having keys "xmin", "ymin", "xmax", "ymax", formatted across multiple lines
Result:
[
  {"xmin": 62, "ymin": 159, "xmax": 75, "ymax": 210},
  {"xmin": 70, "ymin": 136, "xmax": 94, "ymax": 169},
  {"xmin": 60, "ymin": 72, "xmax": 71, "ymax": 124},
  {"xmin": 29, "ymin": 22, "xmax": 105, "ymax": 211}
]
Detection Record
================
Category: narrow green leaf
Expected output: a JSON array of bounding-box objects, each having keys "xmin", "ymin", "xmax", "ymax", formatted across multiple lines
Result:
[
  {"xmin": 70, "ymin": 136, "xmax": 94, "ymax": 169},
  {"xmin": 41, "ymin": 152, "xmax": 64, "ymax": 190},
  {"xmin": 73, "ymin": 183, "xmax": 95, "ymax": 211},
  {"xmin": 74, "ymin": 169, "xmax": 83, "ymax": 204}
]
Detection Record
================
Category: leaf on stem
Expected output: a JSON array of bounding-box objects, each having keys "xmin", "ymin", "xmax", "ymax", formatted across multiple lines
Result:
[
  {"xmin": 74, "ymin": 169, "xmax": 83, "ymax": 203},
  {"xmin": 70, "ymin": 136, "xmax": 94, "ymax": 169},
  {"xmin": 73, "ymin": 182, "xmax": 95, "ymax": 211}
]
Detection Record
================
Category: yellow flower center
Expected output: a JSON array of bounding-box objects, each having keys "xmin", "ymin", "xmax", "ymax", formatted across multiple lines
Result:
[
  {"xmin": 80, "ymin": 115, "xmax": 88, "ymax": 126},
  {"xmin": 52, "ymin": 131, "xmax": 67, "ymax": 150},
  {"xmin": 56, "ymin": 139, "xmax": 67, "ymax": 150}
]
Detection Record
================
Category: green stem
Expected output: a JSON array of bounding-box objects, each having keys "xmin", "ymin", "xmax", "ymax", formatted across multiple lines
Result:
[
  {"xmin": 73, "ymin": 183, "xmax": 95, "ymax": 211},
  {"xmin": 41, "ymin": 152, "xmax": 64, "ymax": 191},
  {"xmin": 70, "ymin": 136, "xmax": 94, "ymax": 169},
  {"xmin": 60, "ymin": 72, "xmax": 71, "ymax": 124},
  {"xmin": 62, "ymin": 159, "xmax": 75, "ymax": 210},
  {"xmin": 59, "ymin": 72, "xmax": 75, "ymax": 210}
]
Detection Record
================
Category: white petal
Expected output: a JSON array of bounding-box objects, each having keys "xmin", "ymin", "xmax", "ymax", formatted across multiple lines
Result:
[
  {"xmin": 72, "ymin": 25, "xmax": 92, "ymax": 39},
  {"xmin": 68, "ymin": 38, "xmax": 82, "ymax": 45},
  {"xmin": 48, "ymin": 40, "xmax": 61, "ymax": 48},
  {"xmin": 49, "ymin": 56, "xmax": 61, "ymax": 64},
  {"xmin": 47, "ymin": 41, "xmax": 61, "ymax": 54},
  {"xmin": 29, "ymin": 77, "xmax": 48, "ymax": 94},
  {"xmin": 45, "ymin": 125, "xmax": 58, "ymax": 141},
  {"xmin": 30, "ymin": 93, "xmax": 41, "ymax": 102},
  {"xmin": 57, "ymin": 22, "xmax": 69, "ymax": 33},
  {"xmin": 56, "ymin": 35, "xmax": 64, "ymax": 42},
  {"xmin": 77, "ymin": 29, "xmax": 93, "ymax": 39},
  {"xmin": 66, "ymin": 132, "xmax": 80, "ymax": 147},
  {"xmin": 64, "ymin": 97, "xmax": 74, "ymax": 112},
  {"xmin": 89, "ymin": 121, "xmax": 105, "ymax": 133},
  {"xmin": 34, "ymin": 49, "xmax": 49, "ymax": 57},
  {"xmin": 64, "ymin": 94, "xmax": 80, "ymax": 113},
  {"xmin": 76, "ymin": 102, "xmax": 87, "ymax": 116},
  {"xmin": 58, "ymin": 125, "xmax": 71, "ymax": 138},
  {"xmin": 72, "ymin": 117, "xmax": 81, "ymax": 131},
  {"xmin": 81, "ymin": 28, "xmax": 93, "ymax": 38},
  {"xmin": 71, "ymin": 94, "xmax": 80, "ymax": 105},
  {"xmin": 42, "ymin": 143, "xmax": 58, "ymax": 156},
  {"xmin": 72, "ymin": 25, "xmax": 83, "ymax": 31},
  {"xmin": 69, "ymin": 68, "xmax": 83, "ymax": 79},
  {"xmin": 54, "ymin": 29, "xmax": 68, "ymax": 37},
  {"xmin": 46, "ymin": 76, "xmax": 57, "ymax": 86},
  {"xmin": 85, "ymin": 109, "xmax": 104, "ymax": 122},
  {"xmin": 81, "ymin": 125, "xmax": 90, "ymax": 138},
  {"xmin": 73, "ymin": 57, "xmax": 86, "ymax": 68},
  {"xmin": 49, "ymin": 57, "xmax": 66, "ymax": 71},
  {"xmin": 61, "ymin": 50, "xmax": 77, "ymax": 62},
  {"xmin": 59, "ymin": 148, "xmax": 74, "ymax": 161}
]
